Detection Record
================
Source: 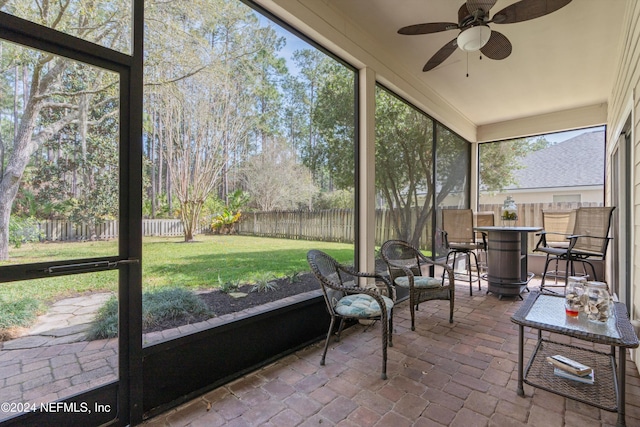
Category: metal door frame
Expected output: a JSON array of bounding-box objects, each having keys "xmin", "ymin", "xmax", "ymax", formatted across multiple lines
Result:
[{"xmin": 0, "ymin": 4, "xmax": 143, "ymax": 425}]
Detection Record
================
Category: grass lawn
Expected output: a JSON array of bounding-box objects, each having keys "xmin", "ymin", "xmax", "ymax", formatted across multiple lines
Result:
[{"xmin": 1, "ymin": 234, "xmax": 354, "ymax": 308}]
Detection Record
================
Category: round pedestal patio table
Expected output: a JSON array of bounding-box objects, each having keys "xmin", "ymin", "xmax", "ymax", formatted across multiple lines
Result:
[{"xmin": 474, "ymin": 225, "xmax": 542, "ymax": 299}]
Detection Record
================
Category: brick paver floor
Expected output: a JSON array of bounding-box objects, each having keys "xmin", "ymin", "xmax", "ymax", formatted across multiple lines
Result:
[
  {"xmin": 1, "ymin": 279, "xmax": 638, "ymax": 426},
  {"xmin": 142, "ymin": 279, "xmax": 640, "ymax": 426}
]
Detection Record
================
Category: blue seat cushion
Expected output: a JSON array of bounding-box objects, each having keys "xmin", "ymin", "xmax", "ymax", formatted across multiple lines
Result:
[
  {"xmin": 334, "ymin": 294, "xmax": 394, "ymax": 318},
  {"xmin": 394, "ymin": 276, "xmax": 443, "ymax": 289}
]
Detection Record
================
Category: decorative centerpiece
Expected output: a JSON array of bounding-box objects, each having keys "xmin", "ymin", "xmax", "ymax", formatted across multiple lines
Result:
[{"xmin": 501, "ymin": 196, "xmax": 518, "ymax": 226}]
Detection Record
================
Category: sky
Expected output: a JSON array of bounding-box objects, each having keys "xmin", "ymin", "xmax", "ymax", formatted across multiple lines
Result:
[{"xmin": 258, "ymin": 15, "xmax": 312, "ymax": 76}]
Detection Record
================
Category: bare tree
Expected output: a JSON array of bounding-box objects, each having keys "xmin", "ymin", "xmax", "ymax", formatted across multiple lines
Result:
[
  {"xmin": 160, "ymin": 70, "xmax": 253, "ymax": 241},
  {"xmin": 242, "ymin": 138, "xmax": 318, "ymax": 211}
]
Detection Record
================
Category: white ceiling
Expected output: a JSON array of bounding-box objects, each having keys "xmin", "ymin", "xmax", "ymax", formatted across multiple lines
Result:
[{"xmin": 266, "ymin": 0, "xmax": 627, "ymax": 141}]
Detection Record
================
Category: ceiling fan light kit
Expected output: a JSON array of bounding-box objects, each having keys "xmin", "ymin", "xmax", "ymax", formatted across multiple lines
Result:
[
  {"xmin": 457, "ymin": 25, "xmax": 491, "ymax": 52},
  {"xmin": 398, "ymin": 0, "xmax": 573, "ymax": 71}
]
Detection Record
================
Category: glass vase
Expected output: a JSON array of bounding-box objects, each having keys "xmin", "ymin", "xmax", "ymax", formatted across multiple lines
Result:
[
  {"xmin": 501, "ymin": 196, "xmax": 518, "ymax": 226},
  {"xmin": 564, "ymin": 276, "xmax": 586, "ymax": 317},
  {"xmin": 584, "ymin": 281, "xmax": 612, "ymax": 322}
]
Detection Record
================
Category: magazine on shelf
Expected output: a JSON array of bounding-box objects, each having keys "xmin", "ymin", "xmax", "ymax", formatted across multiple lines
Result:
[
  {"xmin": 546, "ymin": 355, "xmax": 593, "ymax": 376},
  {"xmin": 553, "ymin": 367, "xmax": 595, "ymax": 384}
]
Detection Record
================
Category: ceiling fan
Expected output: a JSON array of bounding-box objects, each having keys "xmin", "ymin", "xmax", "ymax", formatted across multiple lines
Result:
[{"xmin": 398, "ymin": 0, "xmax": 572, "ymax": 71}]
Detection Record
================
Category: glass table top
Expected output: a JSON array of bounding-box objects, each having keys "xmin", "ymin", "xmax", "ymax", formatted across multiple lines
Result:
[{"xmin": 525, "ymin": 294, "xmax": 621, "ymax": 339}]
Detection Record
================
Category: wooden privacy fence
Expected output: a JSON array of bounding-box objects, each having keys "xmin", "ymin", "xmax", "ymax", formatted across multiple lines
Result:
[
  {"xmin": 478, "ymin": 201, "xmax": 603, "ymax": 252},
  {"xmin": 40, "ymin": 220, "xmax": 119, "ymax": 241},
  {"xmin": 238, "ymin": 202, "xmax": 605, "ymax": 251},
  {"xmin": 38, "ymin": 219, "xmax": 208, "ymax": 241},
  {"xmin": 238, "ymin": 209, "xmax": 355, "ymax": 242},
  {"xmin": 35, "ymin": 202, "xmax": 604, "ymax": 245},
  {"xmin": 238, "ymin": 208, "xmax": 433, "ymax": 249}
]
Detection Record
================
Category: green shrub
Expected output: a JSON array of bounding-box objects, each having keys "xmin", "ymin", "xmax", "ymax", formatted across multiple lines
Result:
[
  {"xmin": 87, "ymin": 288, "xmax": 212, "ymax": 340},
  {"xmin": 87, "ymin": 297, "xmax": 119, "ymax": 340},
  {"xmin": 0, "ymin": 297, "xmax": 41, "ymax": 329}
]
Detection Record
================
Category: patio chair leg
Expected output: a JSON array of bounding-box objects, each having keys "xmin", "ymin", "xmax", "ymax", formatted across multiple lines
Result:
[
  {"xmin": 587, "ymin": 261, "xmax": 597, "ymax": 281},
  {"xmin": 381, "ymin": 315, "xmax": 388, "ymax": 380},
  {"xmin": 410, "ymin": 293, "xmax": 416, "ymax": 331},
  {"xmin": 470, "ymin": 250, "xmax": 481, "ymax": 292},
  {"xmin": 465, "ymin": 252, "xmax": 474, "ymax": 296},
  {"xmin": 553, "ymin": 256, "xmax": 560, "ymax": 285},
  {"xmin": 321, "ymin": 316, "xmax": 336, "ymax": 366},
  {"xmin": 449, "ymin": 289, "xmax": 454, "ymax": 323},
  {"xmin": 388, "ymin": 308, "xmax": 393, "ymax": 347},
  {"xmin": 335, "ymin": 318, "xmax": 346, "ymax": 342},
  {"xmin": 443, "ymin": 252, "xmax": 452, "ymax": 283},
  {"xmin": 540, "ymin": 255, "xmax": 552, "ymax": 290}
]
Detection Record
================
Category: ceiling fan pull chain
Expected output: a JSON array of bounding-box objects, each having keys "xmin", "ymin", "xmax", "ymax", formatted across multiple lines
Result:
[{"xmin": 466, "ymin": 51, "xmax": 469, "ymax": 77}]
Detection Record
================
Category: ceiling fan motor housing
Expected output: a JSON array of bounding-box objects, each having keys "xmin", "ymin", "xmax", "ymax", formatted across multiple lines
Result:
[{"xmin": 457, "ymin": 25, "xmax": 491, "ymax": 52}]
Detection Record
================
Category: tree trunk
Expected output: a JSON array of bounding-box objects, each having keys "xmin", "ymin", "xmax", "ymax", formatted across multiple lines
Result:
[
  {"xmin": 150, "ymin": 105, "xmax": 157, "ymax": 218},
  {"xmin": 0, "ymin": 56, "xmax": 71, "ymax": 260},
  {"xmin": 0, "ymin": 197, "xmax": 11, "ymax": 260},
  {"xmin": 0, "ymin": 92, "xmax": 44, "ymax": 259},
  {"xmin": 180, "ymin": 200, "xmax": 203, "ymax": 242}
]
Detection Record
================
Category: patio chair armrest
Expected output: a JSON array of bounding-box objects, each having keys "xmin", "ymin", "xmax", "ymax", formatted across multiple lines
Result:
[
  {"xmin": 536, "ymin": 230, "xmax": 571, "ymax": 238},
  {"xmin": 415, "ymin": 251, "xmax": 449, "ymax": 271},
  {"xmin": 394, "ymin": 255, "xmax": 454, "ymax": 288},
  {"xmin": 567, "ymin": 234, "xmax": 609, "ymax": 240},
  {"xmin": 418, "ymin": 256, "xmax": 455, "ymax": 287},
  {"xmin": 480, "ymin": 231, "xmax": 488, "ymax": 248},
  {"xmin": 433, "ymin": 259, "xmax": 455, "ymax": 286},
  {"xmin": 566, "ymin": 233, "xmax": 609, "ymax": 246},
  {"xmin": 337, "ymin": 265, "xmax": 394, "ymax": 298},
  {"xmin": 385, "ymin": 260, "xmax": 418, "ymax": 277},
  {"xmin": 384, "ymin": 261, "xmax": 420, "ymax": 289},
  {"xmin": 535, "ymin": 231, "xmax": 567, "ymax": 249},
  {"xmin": 566, "ymin": 234, "xmax": 612, "ymax": 254},
  {"xmin": 441, "ymin": 229, "xmax": 450, "ymax": 249}
]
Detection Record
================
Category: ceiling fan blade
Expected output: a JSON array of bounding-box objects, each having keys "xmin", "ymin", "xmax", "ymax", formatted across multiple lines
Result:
[
  {"xmin": 423, "ymin": 38, "xmax": 458, "ymax": 71},
  {"xmin": 492, "ymin": 0, "xmax": 572, "ymax": 24},
  {"xmin": 458, "ymin": 3, "xmax": 471, "ymax": 22},
  {"xmin": 398, "ymin": 22, "xmax": 458, "ymax": 35},
  {"xmin": 480, "ymin": 31, "xmax": 512, "ymax": 60},
  {"xmin": 466, "ymin": 0, "xmax": 497, "ymax": 14}
]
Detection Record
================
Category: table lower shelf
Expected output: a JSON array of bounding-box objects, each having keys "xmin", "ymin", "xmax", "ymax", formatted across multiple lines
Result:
[{"xmin": 524, "ymin": 339, "xmax": 618, "ymax": 411}]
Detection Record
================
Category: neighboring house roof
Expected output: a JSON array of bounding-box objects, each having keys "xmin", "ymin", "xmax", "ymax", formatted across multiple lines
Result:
[{"xmin": 506, "ymin": 130, "xmax": 605, "ymax": 190}]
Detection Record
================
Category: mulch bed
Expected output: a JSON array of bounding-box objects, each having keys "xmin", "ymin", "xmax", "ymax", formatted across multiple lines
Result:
[
  {"xmin": 144, "ymin": 272, "xmax": 321, "ymax": 333},
  {"xmin": 198, "ymin": 273, "xmax": 321, "ymax": 316}
]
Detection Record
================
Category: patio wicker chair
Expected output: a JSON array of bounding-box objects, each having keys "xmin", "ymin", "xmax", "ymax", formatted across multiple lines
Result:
[
  {"xmin": 442, "ymin": 209, "xmax": 483, "ymax": 296},
  {"xmin": 380, "ymin": 240, "xmax": 455, "ymax": 331},
  {"xmin": 535, "ymin": 206, "xmax": 615, "ymax": 293},
  {"xmin": 307, "ymin": 249, "xmax": 394, "ymax": 380}
]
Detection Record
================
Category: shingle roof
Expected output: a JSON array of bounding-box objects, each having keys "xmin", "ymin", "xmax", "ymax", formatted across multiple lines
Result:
[{"xmin": 505, "ymin": 130, "xmax": 604, "ymax": 190}]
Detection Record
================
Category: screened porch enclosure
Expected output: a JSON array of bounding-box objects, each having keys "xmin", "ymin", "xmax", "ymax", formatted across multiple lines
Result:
[{"xmin": 0, "ymin": 0, "xmax": 636, "ymax": 426}]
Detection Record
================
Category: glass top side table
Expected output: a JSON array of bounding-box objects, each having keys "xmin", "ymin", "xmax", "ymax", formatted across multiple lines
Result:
[{"xmin": 511, "ymin": 291, "xmax": 639, "ymax": 427}]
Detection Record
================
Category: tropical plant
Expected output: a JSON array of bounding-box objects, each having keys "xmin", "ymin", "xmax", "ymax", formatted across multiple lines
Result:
[
  {"xmin": 211, "ymin": 208, "xmax": 242, "ymax": 235},
  {"xmin": 8, "ymin": 217, "xmax": 41, "ymax": 248},
  {"xmin": 251, "ymin": 272, "xmax": 278, "ymax": 293},
  {"xmin": 210, "ymin": 190, "xmax": 248, "ymax": 234}
]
